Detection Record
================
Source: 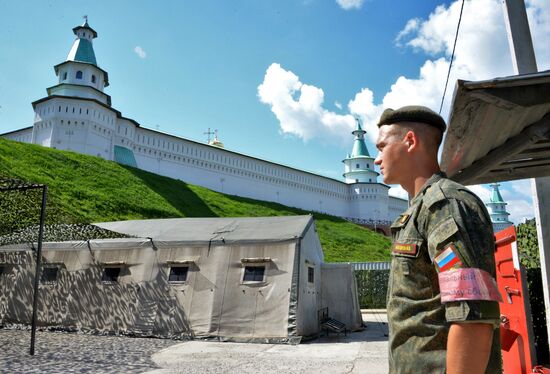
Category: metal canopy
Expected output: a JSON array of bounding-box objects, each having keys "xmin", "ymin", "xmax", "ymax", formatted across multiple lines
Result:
[{"xmin": 441, "ymin": 70, "xmax": 550, "ymax": 185}]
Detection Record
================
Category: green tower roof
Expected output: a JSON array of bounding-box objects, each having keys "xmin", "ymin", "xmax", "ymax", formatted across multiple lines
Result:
[
  {"xmin": 490, "ymin": 183, "xmax": 505, "ymax": 203},
  {"xmin": 349, "ymin": 117, "xmax": 370, "ymax": 158},
  {"xmin": 67, "ymin": 38, "xmax": 97, "ymax": 65},
  {"xmin": 351, "ymin": 139, "xmax": 371, "ymax": 158},
  {"xmin": 66, "ymin": 20, "xmax": 98, "ymax": 66}
]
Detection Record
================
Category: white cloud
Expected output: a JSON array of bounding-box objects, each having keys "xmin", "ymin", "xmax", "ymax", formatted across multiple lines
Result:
[
  {"xmin": 395, "ymin": 18, "xmax": 420, "ymax": 47},
  {"xmin": 134, "ymin": 46, "xmax": 147, "ymax": 59},
  {"xmin": 389, "ymin": 185, "xmax": 409, "ymax": 200},
  {"xmin": 506, "ymin": 199, "xmax": 534, "ymax": 225},
  {"xmin": 258, "ymin": 63, "xmax": 355, "ymax": 143},
  {"xmin": 336, "ymin": 0, "xmax": 364, "ymax": 11},
  {"xmin": 466, "ymin": 184, "xmax": 493, "ymax": 205},
  {"xmin": 347, "ymin": 87, "xmax": 383, "ymax": 143},
  {"xmin": 395, "ymin": 0, "xmax": 513, "ymax": 80},
  {"xmin": 383, "ymin": 58, "xmax": 456, "ymax": 116},
  {"xmin": 334, "ymin": 101, "xmax": 343, "ymax": 110},
  {"xmin": 500, "ymin": 179, "xmax": 534, "ymax": 224},
  {"xmin": 527, "ymin": 0, "xmax": 550, "ymax": 70}
]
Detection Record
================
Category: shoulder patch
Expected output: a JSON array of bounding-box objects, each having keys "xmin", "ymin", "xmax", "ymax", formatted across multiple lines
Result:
[{"xmin": 434, "ymin": 244, "xmax": 462, "ymax": 272}]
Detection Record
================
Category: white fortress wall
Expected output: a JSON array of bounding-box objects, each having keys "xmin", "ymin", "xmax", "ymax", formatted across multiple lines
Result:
[
  {"xmin": 389, "ymin": 196, "xmax": 408, "ymax": 218},
  {"xmin": 348, "ymin": 183, "xmax": 392, "ymax": 221},
  {"xmin": 3, "ymin": 127, "xmax": 33, "ymax": 144},
  {"xmin": 116, "ymin": 124, "xmax": 352, "ymax": 217}
]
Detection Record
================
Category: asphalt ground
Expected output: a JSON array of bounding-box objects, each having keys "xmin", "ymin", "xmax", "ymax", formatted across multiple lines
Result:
[{"xmin": 0, "ymin": 311, "xmax": 389, "ymax": 374}]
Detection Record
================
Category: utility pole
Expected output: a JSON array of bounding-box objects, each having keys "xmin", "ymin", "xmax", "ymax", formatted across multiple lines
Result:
[{"xmin": 502, "ymin": 0, "xmax": 550, "ymax": 355}]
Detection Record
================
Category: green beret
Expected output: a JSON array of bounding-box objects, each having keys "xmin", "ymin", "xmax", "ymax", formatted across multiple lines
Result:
[{"xmin": 376, "ymin": 105, "xmax": 446, "ymax": 132}]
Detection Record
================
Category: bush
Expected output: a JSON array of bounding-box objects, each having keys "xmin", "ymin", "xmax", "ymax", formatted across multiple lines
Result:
[{"xmin": 355, "ymin": 269, "xmax": 389, "ymax": 309}]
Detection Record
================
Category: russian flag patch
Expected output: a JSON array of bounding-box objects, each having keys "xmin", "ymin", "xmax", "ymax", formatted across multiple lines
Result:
[{"xmin": 434, "ymin": 244, "xmax": 462, "ymax": 272}]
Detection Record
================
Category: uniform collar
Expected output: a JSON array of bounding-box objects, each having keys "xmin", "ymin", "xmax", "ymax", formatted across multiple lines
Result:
[{"xmin": 409, "ymin": 171, "xmax": 447, "ymax": 206}]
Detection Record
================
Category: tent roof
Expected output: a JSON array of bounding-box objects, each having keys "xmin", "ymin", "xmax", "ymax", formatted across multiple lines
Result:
[
  {"xmin": 441, "ymin": 70, "xmax": 550, "ymax": 185},
  {"xmin": 94, "ymin": 215, "xmax": 314, "ymax": 244}
]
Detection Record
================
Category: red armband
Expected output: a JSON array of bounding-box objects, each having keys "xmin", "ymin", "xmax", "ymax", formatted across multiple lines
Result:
[{"xmin": 438, "ymin": 268, "xmax": 502, "ymax": 303}]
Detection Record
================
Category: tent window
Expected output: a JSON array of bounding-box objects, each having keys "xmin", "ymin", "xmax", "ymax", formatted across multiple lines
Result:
[
  {"xmin": 308, "ymin": 267, "xmax": 314, "ymax": 283},
  {"xmin": 169, "ymin": 266, "xmax": 189, "ymax": 283},
  {"xmin": 40, "ymin": 267, "xmax": 59, "ymax": 284},
  {"xmin": 102, "ymin": 267, "xmax": 121, "ymax": 283},
  {"xmin": 243, "ymin": 266, "xmax": 265, "ymax": 282}
]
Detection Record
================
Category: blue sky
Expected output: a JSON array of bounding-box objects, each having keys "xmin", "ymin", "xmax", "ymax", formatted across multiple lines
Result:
[{"xmin": 1, "ymin": 0, "xmax": 549, "ymax": 224}]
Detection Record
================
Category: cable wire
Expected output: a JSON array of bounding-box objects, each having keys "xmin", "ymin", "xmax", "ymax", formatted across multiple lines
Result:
[{"xmin": 439, "ymin": 0, "xmax": 465, "ymax": 115}]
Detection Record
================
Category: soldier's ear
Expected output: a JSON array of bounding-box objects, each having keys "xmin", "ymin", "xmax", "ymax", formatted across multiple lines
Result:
[{"xmin": 404, "ymin": 131, "xmax": 417, "ymax": 152}]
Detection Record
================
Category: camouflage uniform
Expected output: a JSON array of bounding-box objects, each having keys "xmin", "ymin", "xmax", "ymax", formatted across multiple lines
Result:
[{"xmin": 387, "ymin": 172, "xmax": 501, "ymax": 374}]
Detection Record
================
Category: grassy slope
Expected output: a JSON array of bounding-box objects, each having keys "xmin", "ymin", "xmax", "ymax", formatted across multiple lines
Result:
[{"xmin": 0, "ymin": 138, "xmax": 391, "ymax": 262}]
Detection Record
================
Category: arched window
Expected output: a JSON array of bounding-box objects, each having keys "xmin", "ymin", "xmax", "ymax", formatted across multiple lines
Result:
[
  {"xmin": 91, "ymin": 75, "xmax": 96, "ymax": 83},
  {"xmin": 76, "ymin": 71, "xmax": 83, "ymax": 79},
  {"xmin": 62, "ymin": 72, "xmax": 67, "ymax": 80}
]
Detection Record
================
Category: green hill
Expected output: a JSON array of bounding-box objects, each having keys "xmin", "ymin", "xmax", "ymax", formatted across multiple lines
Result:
[{"xmin": 0, "ymin": 138, "xmax": 391, "ymax": 262}]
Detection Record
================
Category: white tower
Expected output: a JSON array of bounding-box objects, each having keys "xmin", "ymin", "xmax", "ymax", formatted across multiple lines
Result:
[
  {"xmin": 48, "ymin": 17, "xmax": 110, "ymax": 104},
  {"xmin": 486, "ymin": 183, "xmax": 513, "ymax": 232},
  {"xmin": 342, "ymin": 118, "xmax": 378, "ymax": 183},
  {"xmin": 343, "ymin": 118, "xmax": 390, "ymax": 222},
  {"xmin": 31, "ymin": 18, "xmax": 116, "ymax": 159}
]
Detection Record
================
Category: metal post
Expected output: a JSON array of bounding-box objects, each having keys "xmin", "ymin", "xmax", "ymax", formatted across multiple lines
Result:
[
  {"xmin": 502, "ymin": 0, "xmax": 550, "ymax": 358},
  {"xmin": 30, "ymin": 185, "xmax": 47, "ymax": 355},
  {"xmin": 502, "ymin": 0, "xmax": 538, "ymax": 75}
]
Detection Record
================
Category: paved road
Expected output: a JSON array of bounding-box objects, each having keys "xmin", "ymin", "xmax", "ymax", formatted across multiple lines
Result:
[
  {"xmin": 0, "ymin": 312, "xmax": 389, "ymax": 374},
  {"xmin": 0, "ymin": 329, "xmax": 178, "ymax": 373},
  {"xmin": 148, "ymin": 312, "xmax": 389, "ymax": 374}
]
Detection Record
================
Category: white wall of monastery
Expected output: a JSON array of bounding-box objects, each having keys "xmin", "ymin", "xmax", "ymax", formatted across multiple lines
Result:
[{"xmin": 4, "ymin": 111, "xmax": 408, "ymax": 222}]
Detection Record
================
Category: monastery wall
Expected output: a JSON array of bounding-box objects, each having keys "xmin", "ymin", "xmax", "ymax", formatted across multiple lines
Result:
[{"xmin": 118, "ymin": 125, "xmax": 354, "ymax": 218}]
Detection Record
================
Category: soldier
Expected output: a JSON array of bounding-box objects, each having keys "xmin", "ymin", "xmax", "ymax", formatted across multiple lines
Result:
[{"xmin": 374, "ymin": 106, "xmax": 502, "ymax": 374}]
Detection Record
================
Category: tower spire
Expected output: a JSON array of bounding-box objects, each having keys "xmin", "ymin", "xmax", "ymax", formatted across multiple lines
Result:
[
  {"xmin": 486, "ymin": 183, "xmax": 513, "ymax": 232},
  {"xmin": 342, "ymin": 117, "xmax": 378, "ymax": 184},
  {"xmin": 47, "ymin": 19, "xmax": 110, "ymax": 105},
  {"xmin": 67, "ymin": 18, "xmax": 98, "ymax": 65},
  {"xmin": 350, "ymin": 116, "xmax": 370, "ymax": 158}
]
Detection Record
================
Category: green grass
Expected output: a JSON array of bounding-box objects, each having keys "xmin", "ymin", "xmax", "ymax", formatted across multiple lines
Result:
[{"xmin": 0, "ymin": 138, "xmax": 391, "ymax": 262}]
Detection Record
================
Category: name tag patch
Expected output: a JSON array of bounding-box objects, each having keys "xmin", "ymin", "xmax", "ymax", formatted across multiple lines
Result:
[
  {"xmin": 438, "ymin": 268, "xmax": 503, "ymax": 303},
  {"xmin": 434, "ymin": 244, "xmax": 462, "ymax": 272},
  {"xmin": 392, "ymin": 243, "xmax": 418, "ymax": 256}
]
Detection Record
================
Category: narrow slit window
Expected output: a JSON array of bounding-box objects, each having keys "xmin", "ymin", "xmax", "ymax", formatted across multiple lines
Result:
[{"xmin": 308, "ymin": 267, "xmax": 314, "ymax": 283}]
